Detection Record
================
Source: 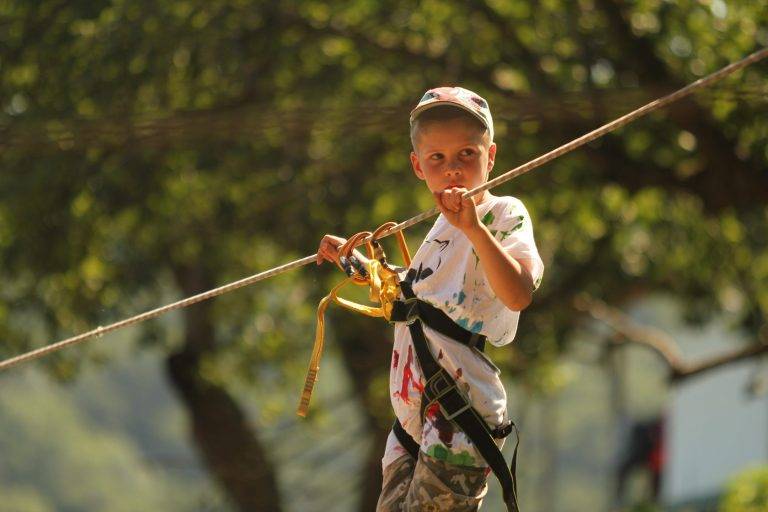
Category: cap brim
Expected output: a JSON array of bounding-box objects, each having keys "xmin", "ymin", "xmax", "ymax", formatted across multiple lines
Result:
[{"xmin": 409, "ymin": 100, "xmax": 490, "ymax": 131}]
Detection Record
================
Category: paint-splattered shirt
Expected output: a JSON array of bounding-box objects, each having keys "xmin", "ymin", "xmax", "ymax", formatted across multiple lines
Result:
[{"xmin": 383, "ymin": 194, "xmax": 544, "ymax": 470}]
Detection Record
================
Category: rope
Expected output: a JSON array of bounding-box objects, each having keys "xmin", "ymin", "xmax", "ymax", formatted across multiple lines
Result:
[{"xmin": 1, "ymin": 47, "xmax": 766, "ymax": 372}]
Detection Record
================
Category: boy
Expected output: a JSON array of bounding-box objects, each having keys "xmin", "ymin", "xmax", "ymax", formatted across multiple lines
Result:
[{"xmin": 317, "ymin": 87, "xmax": 544, "ymax": 511}]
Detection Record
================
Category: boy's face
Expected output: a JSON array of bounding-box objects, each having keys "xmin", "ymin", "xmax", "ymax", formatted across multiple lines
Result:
[{"xmin": 410, "ymin": 117, "xmax": 496, "ymax": 202}]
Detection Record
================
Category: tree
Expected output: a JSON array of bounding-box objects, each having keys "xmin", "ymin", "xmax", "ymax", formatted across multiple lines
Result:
[{"xmin": 1, "ymin": 1, "xmax": 766, "ymax": 510}]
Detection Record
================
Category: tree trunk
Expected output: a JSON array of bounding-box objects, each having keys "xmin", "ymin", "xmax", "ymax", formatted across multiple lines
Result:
[
  {"xmin": 334, "ymin": 314, "xmax": 394, "ymax": 512},
  {"xmin": 538, "ymin": 395, "xmax": 559, "ymax": 512},
  {"xmin": 167, "ymin": 264, "xmax": 282, "ymax": 512}
]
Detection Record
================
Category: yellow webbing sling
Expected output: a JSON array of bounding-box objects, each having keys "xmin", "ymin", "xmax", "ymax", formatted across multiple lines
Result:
[{"xmin": 297, "ymin": 222, "xmax": 411, "ymax": 417}]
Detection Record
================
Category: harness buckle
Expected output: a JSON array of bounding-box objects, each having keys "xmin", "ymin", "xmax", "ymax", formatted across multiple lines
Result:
[
  {"xmin": 467, "ymin": 333, "xmax": 483, "ymax": 349},
  {"xmin": 492, "ymin": 421, "xmax": 516, "ymax": 439},
  {"xmin": 441, "ymin": 394, "xmax": 472, "ymax": 421},
  {"xmin": 426, "ymin": 370, "xmax": 472, "ymax": 421},
  {"xmin": 402, "ymin": 297, "xmax": 420, "ymax": 325},
  {"xmin": 425, "ymin": 370, "xmax": 452, "ymax": 398}
]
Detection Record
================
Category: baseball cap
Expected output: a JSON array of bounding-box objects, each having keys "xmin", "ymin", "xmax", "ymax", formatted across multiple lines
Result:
[{"xmin": 409, "ymin": 86, "xmax": 494, "ymax": 142}]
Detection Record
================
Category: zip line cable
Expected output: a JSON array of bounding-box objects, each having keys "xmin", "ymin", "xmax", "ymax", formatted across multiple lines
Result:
[{"xmin": 0, "ymin": 47, "xmax": 766, "ymax": 372}]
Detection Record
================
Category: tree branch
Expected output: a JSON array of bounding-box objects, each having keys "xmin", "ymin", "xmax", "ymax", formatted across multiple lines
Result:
[
  {"xmin": 574, "ymin": 294, "xmax": 684, "ymax": 369},
  {"xmin": 574, "ymin": 294, "xmax": 768, "ymax": 382}
]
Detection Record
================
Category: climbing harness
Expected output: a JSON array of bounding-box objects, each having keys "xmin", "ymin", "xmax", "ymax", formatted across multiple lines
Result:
[
  {"xmin": 297, "ymin": 222, "xmax": 411, "ymax": 417},
  {"xmin": 0, "ymin": 46, "xmax": 765, "ymax": 372},
  {"xmin": 1, "ymin": 45, "xmax": 765, "ymax": 508},
  {"xmin": 391, "ymin": 280, "xmax": 522, "ymax": 512},
  {"xmin": 299, "ymin": 222, "xmax": 524, "ymax": 510}
]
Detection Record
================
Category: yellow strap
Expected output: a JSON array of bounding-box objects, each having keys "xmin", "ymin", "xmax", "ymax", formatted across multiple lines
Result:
[
  {"xmin": 296, "ymin": 278, "xmax": 354, "ymax": 417},
  {"xmin": 334, "ymin": 296, "xmax": 386, "ymax": 318},
  {"xmin": 297, "ymin": 222, "xmax": 412, "ymax": 417}
]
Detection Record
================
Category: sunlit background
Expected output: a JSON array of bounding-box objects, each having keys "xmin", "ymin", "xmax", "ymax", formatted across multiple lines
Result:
[{"xmin": 1, "ymin": 1, "xmax": 767, "ymax": 511}]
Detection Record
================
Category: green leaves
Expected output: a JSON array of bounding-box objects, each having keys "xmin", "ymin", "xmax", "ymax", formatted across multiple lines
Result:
[{"xmin": 0, "ymin": 0, "xmax": 766, "ymax": 391}]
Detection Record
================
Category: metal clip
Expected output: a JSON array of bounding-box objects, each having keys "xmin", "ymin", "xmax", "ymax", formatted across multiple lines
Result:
[{"xmin": 403, "ymin": 297, "xmax": 420, "ymax": 325}]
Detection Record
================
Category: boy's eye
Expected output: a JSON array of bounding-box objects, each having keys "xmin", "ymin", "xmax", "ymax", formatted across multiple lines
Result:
[
  {"xmin": 430, "ymin": 153, "xmax": 444, "ymax": 160},
  {"xmin": 460, "ymin": 149, "xmax": 475, "ymax": 157}
]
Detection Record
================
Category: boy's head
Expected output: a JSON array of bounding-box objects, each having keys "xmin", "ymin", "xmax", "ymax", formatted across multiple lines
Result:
[
  {"xmin": 409, "ymin": 87, "xmax": 494, "ymax": 150},
  {"xmin": 408, "ymin": 87, "xmax": 497, "ymax": 200}
]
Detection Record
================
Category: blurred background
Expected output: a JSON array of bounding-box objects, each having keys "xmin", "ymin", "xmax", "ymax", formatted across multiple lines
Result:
[{"xmin": 1, "ymin": 1, "xmax": 767, "ymax": 511}]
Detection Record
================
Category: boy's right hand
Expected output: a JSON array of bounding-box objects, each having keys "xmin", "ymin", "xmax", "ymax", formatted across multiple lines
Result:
[{"xmin": 316, "ymin": 234, "xmax": 347, "ymax": 265}]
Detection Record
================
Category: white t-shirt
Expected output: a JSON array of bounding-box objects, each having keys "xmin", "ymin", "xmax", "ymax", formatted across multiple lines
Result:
[{"xmin": 383, "ymin": 194, "xmax": 544, "ymax": 469}]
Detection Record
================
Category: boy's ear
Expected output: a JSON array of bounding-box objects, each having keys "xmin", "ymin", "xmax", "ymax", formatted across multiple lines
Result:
[
  {"xmin": 487, "ymin": 143, "xmax": 497, "ymax": 172},
  {"xmin": 410, "ymin": 151, "xmax": 425, "ymax": 180}
]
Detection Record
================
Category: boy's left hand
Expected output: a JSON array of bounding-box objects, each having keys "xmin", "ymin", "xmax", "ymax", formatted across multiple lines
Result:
[{"xmin": 433, "ymin": 187, "xmax": 481, "ymax": 233}]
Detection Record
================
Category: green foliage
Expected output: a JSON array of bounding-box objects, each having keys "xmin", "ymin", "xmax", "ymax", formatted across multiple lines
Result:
[
  {"xmin": 0, "ymin": 2, "xmax": 767, "ymax": 507},
  {"xmin": 627, "ymin": 502, "xmax": 661, "ymax": 512},
  {"xmin": 0, "ymin": 370, "xmax": 219, "ymax": 511},
  {"xmin": 1, "ymin": 0, "xmax": 766, "ymax": 387},
  {"xmin": 719, "ymin": 465, "xmax": 768, "ymax": 512},
  {"xmin": 0, "ymin": 0, "xmax": 765, "ymax": 405}
]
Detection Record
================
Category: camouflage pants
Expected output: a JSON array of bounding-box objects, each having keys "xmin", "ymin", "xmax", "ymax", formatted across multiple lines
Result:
[{"xmin": 376, "ymin": 450, "xmax": 488, "ymax": 511}]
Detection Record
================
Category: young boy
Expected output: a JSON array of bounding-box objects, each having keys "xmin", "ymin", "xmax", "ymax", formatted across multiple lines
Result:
[{"xmin": 317, "ymin": 87, "xmax": 544, "ymax": 511}]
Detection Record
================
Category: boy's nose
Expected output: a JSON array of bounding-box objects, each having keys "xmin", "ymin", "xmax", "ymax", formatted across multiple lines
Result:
[{"xmin": 444, "ymin": 161, "xmax": 462, "ymax": 174}]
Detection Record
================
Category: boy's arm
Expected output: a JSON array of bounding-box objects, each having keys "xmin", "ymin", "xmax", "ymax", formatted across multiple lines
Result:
[
  {"xmin": 434, "ymin": 188, "xmax": 535, "ymax": 312},
  {"xmin": 464, "ymin": 224, "xmax": 535, "ymax": 311}
]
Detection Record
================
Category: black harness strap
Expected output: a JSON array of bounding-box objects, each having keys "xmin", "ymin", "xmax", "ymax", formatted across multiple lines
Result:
[
  {"xmin": 389, "ymin": 290, "xmax": 486, "ymax": 352},
  {"xmin": 391, "ymin": 281, "xmax": 521, "ymax": 512},
  {"xmin": 393, "ymin": 419, "xmax": 420, "ymax": 460}
]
